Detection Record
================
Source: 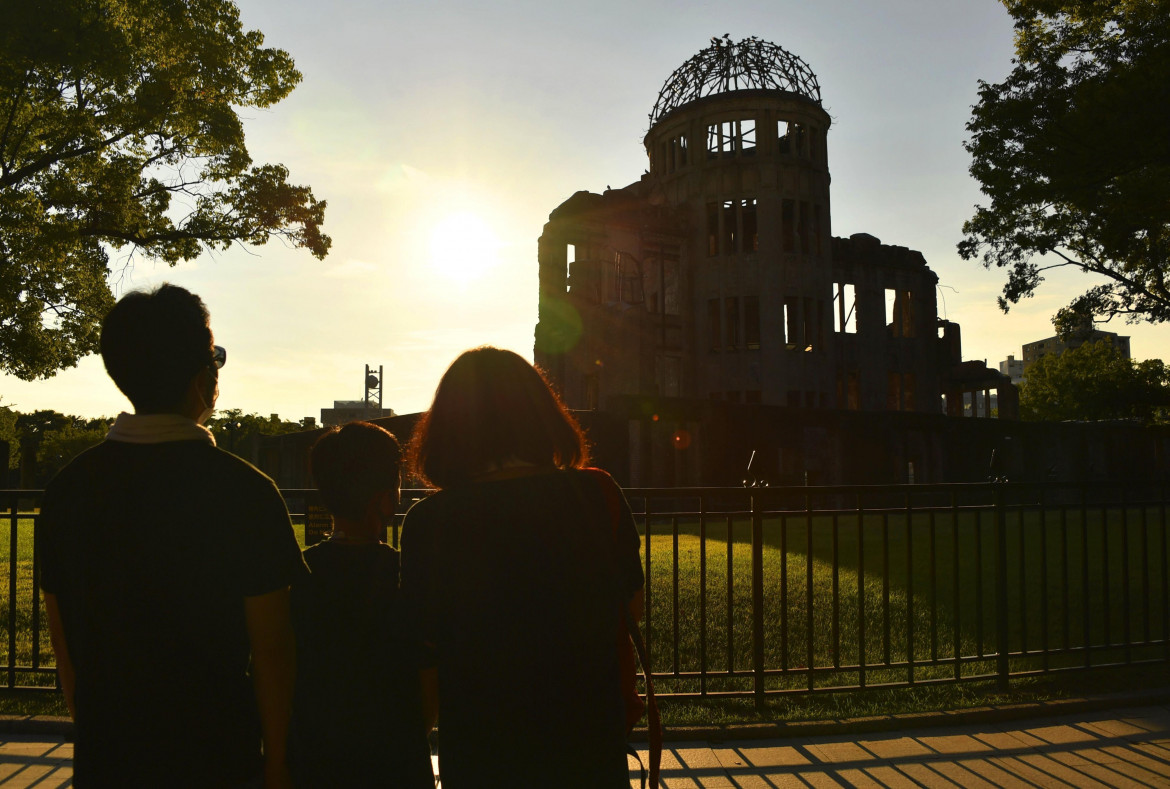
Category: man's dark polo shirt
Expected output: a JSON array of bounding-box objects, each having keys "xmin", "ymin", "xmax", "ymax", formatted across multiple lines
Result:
[{"xmin": 38, "ymin": 438, "xmax": 307, "ymax": 787}]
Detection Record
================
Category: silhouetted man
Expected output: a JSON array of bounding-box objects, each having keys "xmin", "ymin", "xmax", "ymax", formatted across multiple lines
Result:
[{"xmin": 38, "ymin": 284, "xmax": 307, "ymax": 788}]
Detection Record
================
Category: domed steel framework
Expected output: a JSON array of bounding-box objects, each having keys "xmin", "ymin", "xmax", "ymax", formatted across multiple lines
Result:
[{"xmin": 649, "ymin": 36, "xmax": 822, "ymax": 126}]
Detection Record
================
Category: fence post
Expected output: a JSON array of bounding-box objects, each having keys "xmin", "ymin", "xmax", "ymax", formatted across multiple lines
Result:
[
  {"xmin": 751, "ymin": 492, "xmax": 766, "ymax": 711},
  {"xmin": 994, "ymin": 483, "xmax": 1010, "ymax": 691}
]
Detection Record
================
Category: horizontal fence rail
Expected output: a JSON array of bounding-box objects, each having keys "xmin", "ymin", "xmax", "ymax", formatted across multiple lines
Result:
[{"xmin": 4, "ymin": 482, "xmax": 1168, "ymax": 706}]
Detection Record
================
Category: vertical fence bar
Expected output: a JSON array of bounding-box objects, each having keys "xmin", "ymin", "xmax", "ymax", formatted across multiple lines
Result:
[
  {"xmin": 751, "ymin": 493, "xmax": 765, "ymax": 709},
  {"xmin": 1018, "ymin": 496, "xmax": 1027, "ymax": 655},
  {"xmin": 976, "ymin": 507, "xmax": 985, "ymax": 657},
  {"xmin": 726, "ymin": 514, "xmax": 734, "ymax": 674},
  {"xmin": 929, "ymin": 508, "xmax": 938, "ymax": 664},
  {"xmin": 780, "ymin": 512, "xmax": 788, "ymax": 672},
  {"xmin": 1081, "ymin": 487, "xmax": 1091, "ymax": 668},
  {"xmin": 7, "ymin": 496, "xmax": 17, "ymax": 690},
  {"xmin": 1040, "ymin": 488, "xmax": 1049, "ymax": 673},
  {"xmin": 31, "ymin": 509, "xmax": 40, "ymax": 672},
  {"xmin": 1061, "ymin": 503, "xmax": 1070, "ymax": 653},
  {"xmin": 832, "ymin": 511, "xmax": 840, "ymax": 669},
  {"xmin": 905, "ymin": 490, "xmax": 914, "ymax": 684},
  {"xmin": 644, "ymin": 498, "xmax": 653, "ymax": 672},
  {"xmin": 699, "ymin": 497, "xmax": 707, "ymax": 696},
  {"xmin": 1121, "ymin": 491, "xmax": 1131, "ymax": 664},
  {"xmin": 1141, "ymin": 497, "xmax": 1150, "ymax": 646},
  {"xmin": 1102, "ymin": 500, "xmax": 1111, "ymax": 649},
  {"xmin": 857, "ymin": 493, "xmax": 867, "ymax": 689},
  {"xmin": 805, "ymin": 492, "xmax": 814, "ymax": 691},
  {"xmin": 995, "ymin": 483, "xmax": 1010, "ymax": 691},
  {"xmin": 672, "ymin": 515, "xmax": 680, "ymax": 674},
  {"xmin": 882, "ymin": 513, "xmax": 890, "ymax": 666},
  {"xmin": 952, "ymin": 491, "xmax": 961, "ymax": 679},
  {"xmin": 1161, "ymin": 485, "xmax": 1168, "ymax": 663}
]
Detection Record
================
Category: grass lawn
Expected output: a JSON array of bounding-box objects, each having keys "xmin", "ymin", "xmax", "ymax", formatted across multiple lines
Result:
[{"xmin": 4, "ymin": 503, "xmax": 1168, "ymax": 727}]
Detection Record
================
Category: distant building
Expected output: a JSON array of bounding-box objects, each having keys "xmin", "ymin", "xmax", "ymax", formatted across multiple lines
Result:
[
  {"xmin": 320, "ymin": 400, "xmax": 395, "ymax": 427},
  {"xmin": 999, "ymin": 355, "xmax": 1024, "ymax": 386},
  {"xmin": 1021, "ymin": 329, "xmax": 1131, "ymax": 371}
]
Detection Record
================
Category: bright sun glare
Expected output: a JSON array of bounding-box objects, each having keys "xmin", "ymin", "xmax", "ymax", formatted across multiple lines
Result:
[{"xmin": 428, "ymin": 211, "xmax": 500, "ymax": 282}]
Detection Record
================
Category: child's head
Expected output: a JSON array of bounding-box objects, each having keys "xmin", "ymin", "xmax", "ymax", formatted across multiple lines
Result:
[{"xmin": 310, "ymin": 422, "xmax": 401, "ymax": 522}]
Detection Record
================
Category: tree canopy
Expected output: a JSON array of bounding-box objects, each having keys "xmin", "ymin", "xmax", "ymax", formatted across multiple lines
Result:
[
  {"xmin": 959, "ymin": 0, "xmax": 1170, "ymax": 327},
  {"xmin": 0, "ymin": 0, "xmax": 330, "ymax": 380},
  {"xmin": 1020, "ymin": 340, "xmax": 1170, "ymax": 423},
  {"xmin": 207, "ymin": 408, "xmax": 308, "ymax": 455}
]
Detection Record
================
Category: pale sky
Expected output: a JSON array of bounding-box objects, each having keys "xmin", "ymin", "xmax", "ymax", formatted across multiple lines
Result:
[{"xmin": 5, "ymin": 0, "xmax": 1167, "ymax": 421}]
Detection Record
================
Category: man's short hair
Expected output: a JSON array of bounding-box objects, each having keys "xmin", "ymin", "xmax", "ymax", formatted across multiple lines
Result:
[
  {"xmin": 100, "ymin": 284, "xmax": 214, "ymax": 413},
  {"xmin": 310, "ymin": 422, "xmax": 402, "ymax": 522}
]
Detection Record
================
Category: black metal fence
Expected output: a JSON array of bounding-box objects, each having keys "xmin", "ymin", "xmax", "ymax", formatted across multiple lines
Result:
[{"xmin": 5, "ymin": 481, "xmax": 1168, "ymax": 704}]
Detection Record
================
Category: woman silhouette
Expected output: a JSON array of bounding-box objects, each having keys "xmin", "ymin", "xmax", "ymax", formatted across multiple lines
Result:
[{"xmin": 401, "ymin": 347, "xmax": 644, "ymax": 788}]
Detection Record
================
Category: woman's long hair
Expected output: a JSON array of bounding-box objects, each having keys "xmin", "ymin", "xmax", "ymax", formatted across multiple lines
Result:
[{"xmin": 408, "ymin": 347, "xmax": 589, "ymax": 489}]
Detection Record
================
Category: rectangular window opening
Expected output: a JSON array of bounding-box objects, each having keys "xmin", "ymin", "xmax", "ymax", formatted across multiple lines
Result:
[
  {"xmin": 899, "ymin": 290, "xmax": 915, "ymax": 337},
  {"xmin": 656, "ymin": 355, "xmax": 680, "ymax": 397},
  {"xmin": 834, "ymin": 283, "xmax": 857, "ymax": 334},
  {"xmin": 740, "ymin": 120, "xmax": 756, "ymax": 154},
  {"xmin": 707, "ymin": 121, "xmax": 736, "ymax": 158},
  {"xmin": 706, "ymin": 203, "xmax": 718, "ymax": 257},
  {"xmin": 784, "ymin": 297, "xmax": 800, "ymax": 350},
  {"xmin": 744, "ymin": 295, "xmax": 760, "ymax": 350},
  {"xmin": 813, "ymin": 204, "xmax": 823, "ymax": 256},
  {"xmin": 565, "ymin": 244, "xmax": 577, "ymax": 293},
  {"xmin": 722, "ymin": 200, "xmax": 737, "ymax": 254},
  {"xmin": 781, "ymin": 200, "xmax": 795, "ymax": 253},
  {"xmin": 885, "ymin": 288, "xmax": 898, "ymax": 336},
  {"xmin": 661, "ymin": 254, "xmax": 680, "ymax": 315},
  {"xmin": 743, "ymin": 199, "xmax": 758, "ymax": 252},
  {"xmin": 887, "ymin": 372, "xmax": 902, "ymax": 411},
  {"xmin": 885, "ymin": 289, "xmax": 915, "ymax": 337},
  {"xmin": 708, "ymin": 298, "xmax": 720, "ymax": 351},
  {"xmin": 725, "ymin": 296, "xmax": 740, "ymax": 350},
  {"xmin": 802, "ymin": 296, "xmax": 815, "ymax": 352},
  {"xmin": 798, "ymin": 201, "xmax": 810, "ymax": 254}
]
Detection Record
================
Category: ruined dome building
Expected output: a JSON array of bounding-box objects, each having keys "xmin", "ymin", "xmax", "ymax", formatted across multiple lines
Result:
[{"xmin": 534, "ymin": 37, "xmax": 1016, "ymax": 485}]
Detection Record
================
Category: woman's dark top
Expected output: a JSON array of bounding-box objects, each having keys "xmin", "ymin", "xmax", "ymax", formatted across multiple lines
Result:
[
  {"xmin": 288, "ymin": 540, "xmax": 434, "ymax": 789},
  {"xmin": 401, "ymin": 468, "xmax": 644, "ymax": 788}
]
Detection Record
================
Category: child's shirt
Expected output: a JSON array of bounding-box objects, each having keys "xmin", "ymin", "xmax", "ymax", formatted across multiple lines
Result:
[{"xmin": 287, "ymin": 540, "xmax": 433, "ymax": 788}]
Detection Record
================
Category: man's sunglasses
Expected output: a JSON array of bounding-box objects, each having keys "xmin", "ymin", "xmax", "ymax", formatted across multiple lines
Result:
[{"xmin": 212, "ymin": 345, "xmax": 227, "ymax": 369}]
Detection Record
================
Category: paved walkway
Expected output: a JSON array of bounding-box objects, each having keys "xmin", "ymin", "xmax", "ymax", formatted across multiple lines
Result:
[
  {"xmin": 633, "ymin": 703, "xmax": 1170, "ymax": 787},
  {"xmin": 2, "ymin": 703, "xmax": 1169, "ymax": 787}
]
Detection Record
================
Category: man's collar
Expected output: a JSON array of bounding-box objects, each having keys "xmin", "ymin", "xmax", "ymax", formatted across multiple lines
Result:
[{"xmin": 106, "ymin": 412, "xmax": 216, "ymax": 446}]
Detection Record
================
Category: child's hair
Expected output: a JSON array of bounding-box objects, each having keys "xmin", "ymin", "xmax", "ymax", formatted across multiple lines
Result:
[{"xmin": 309, "ymin": 422, "xmax": 401, "ymax": 521}]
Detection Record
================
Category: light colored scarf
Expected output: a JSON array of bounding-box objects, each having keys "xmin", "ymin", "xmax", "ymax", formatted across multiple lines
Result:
[{"xmin": 105, "ymin": 412, "xmax": 216, "ymax": 446}]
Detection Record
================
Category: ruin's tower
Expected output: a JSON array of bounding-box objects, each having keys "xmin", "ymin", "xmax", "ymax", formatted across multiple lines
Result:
[{"xmin": 643, "ymin": 36, "xmax": 833, "ymax": 406}]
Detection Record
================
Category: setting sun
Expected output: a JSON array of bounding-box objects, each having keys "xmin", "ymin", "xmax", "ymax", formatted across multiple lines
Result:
[{"xmin": 428, "ymin": 211, "xmax": 501, "ymax": 282}]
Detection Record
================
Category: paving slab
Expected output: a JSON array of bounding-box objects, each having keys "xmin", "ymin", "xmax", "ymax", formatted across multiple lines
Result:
[{"xmin": 1, "ymin": 705, "xmax": 1169, "ymax": 787}]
